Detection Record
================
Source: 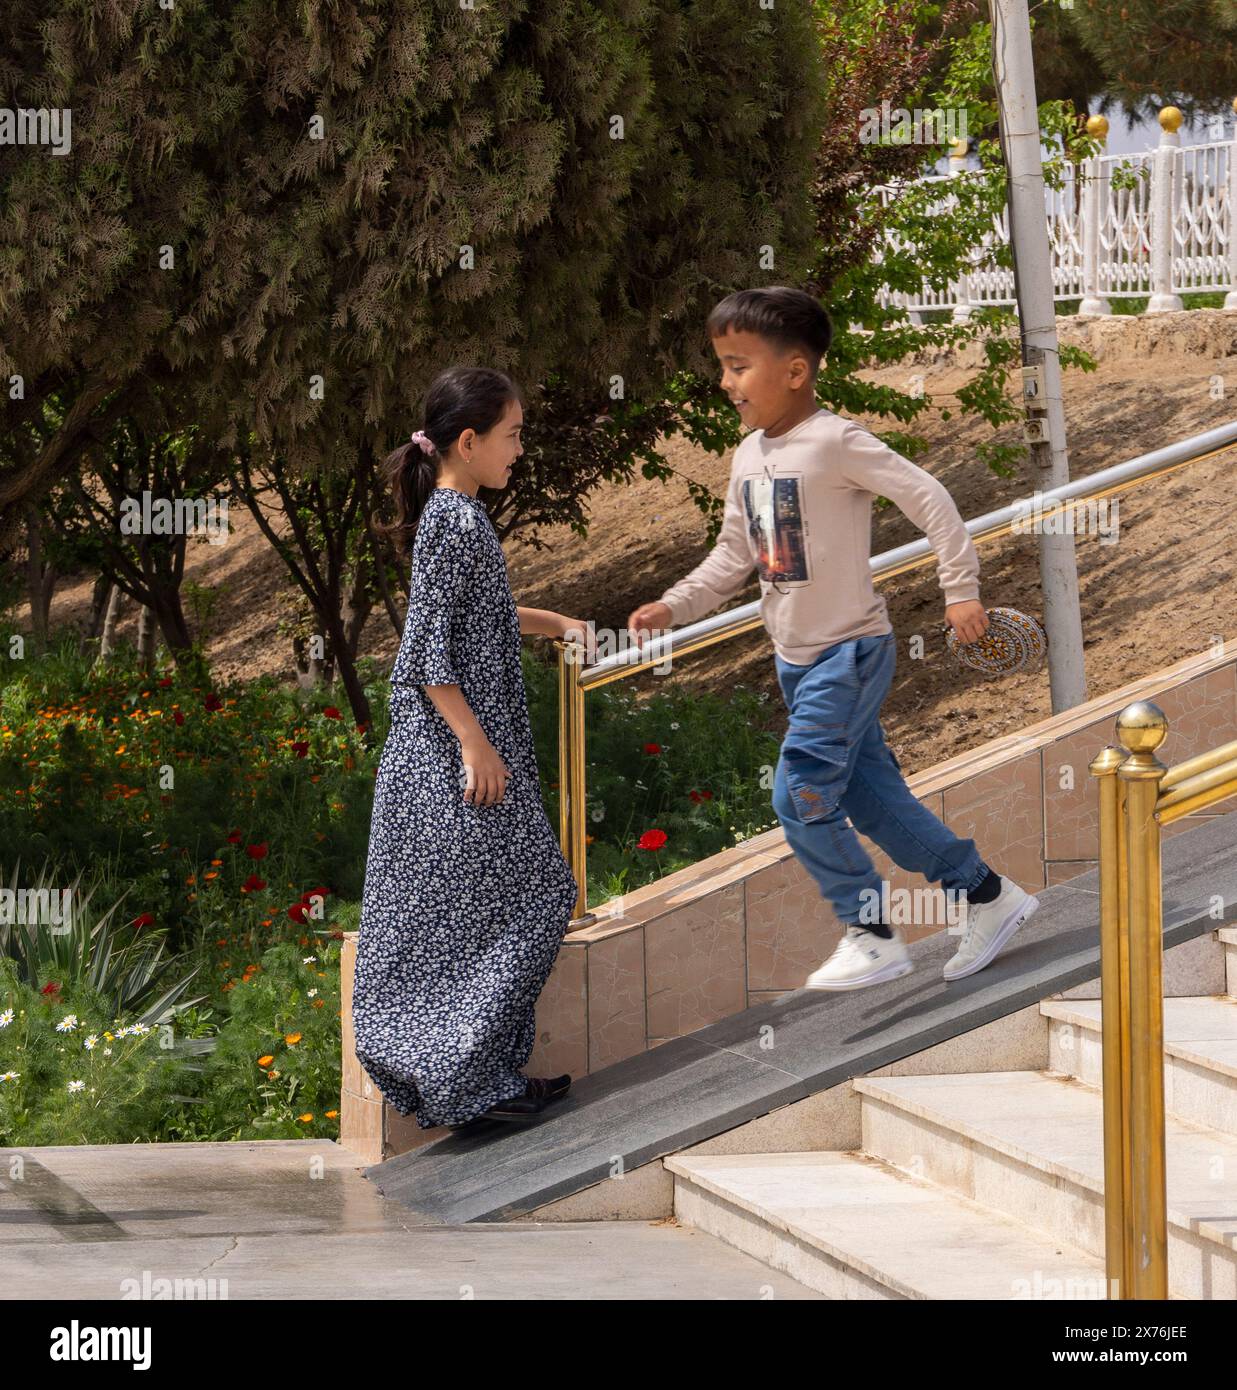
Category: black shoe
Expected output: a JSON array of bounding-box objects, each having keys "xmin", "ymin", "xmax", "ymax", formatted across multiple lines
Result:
[{"xmin": 479, "ymin": 1074, "xmax": 572, "ymax": 1122}]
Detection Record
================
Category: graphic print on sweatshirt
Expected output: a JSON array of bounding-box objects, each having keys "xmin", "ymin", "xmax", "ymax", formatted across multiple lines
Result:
[{"xmin": 742, "ymin": 473, "xmax": 812, "ymax": 586}]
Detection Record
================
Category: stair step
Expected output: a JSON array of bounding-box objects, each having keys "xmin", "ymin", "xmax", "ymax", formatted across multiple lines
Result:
[
  {"xmin": 664, "ymin": 1150, "xmax": 1108, "ymax": 1299},
  {"xmin": 1042, "ymin": 995, "xmax": 1237, "ymax": 1136},
  {"xmin": 853, "ymin": 1070, "xmax": 1237, "ymax": 1299}
]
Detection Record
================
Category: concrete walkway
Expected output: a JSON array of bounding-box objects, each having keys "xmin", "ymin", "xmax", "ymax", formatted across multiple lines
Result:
[{"xmin": 0, "ymin": 1139, "xmax": 821, "ymax": 1299}]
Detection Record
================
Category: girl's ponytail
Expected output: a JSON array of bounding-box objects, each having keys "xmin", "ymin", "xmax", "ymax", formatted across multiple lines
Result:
[{"xmin": 374, "ymin": 430, "xmax": 441, "ymax": 559}]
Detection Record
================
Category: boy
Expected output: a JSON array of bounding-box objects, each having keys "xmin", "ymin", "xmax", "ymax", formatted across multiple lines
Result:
[{"xmin": 627, "ymin": 287, "xmax": 1039, "ymax": 989}]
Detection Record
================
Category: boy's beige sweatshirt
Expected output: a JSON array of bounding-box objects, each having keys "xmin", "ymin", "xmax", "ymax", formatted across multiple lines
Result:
[{"xmin": 657, "ymin": 407, "xmax": 981, "ymax": 666}]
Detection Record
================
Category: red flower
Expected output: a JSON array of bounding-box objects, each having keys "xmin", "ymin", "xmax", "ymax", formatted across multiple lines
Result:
[
  {"xmin": 301, "ymin": 885, "xmax": 330, "ymax": 901},
  {"xmin": 241, "ymin": 874, "xmax": 267, "ymax": 893},
  {"xmin": 158, "ymin": 676, "xmax": 173, "ymax": 687},
  {"xmin": 322, "ymin": 706, "xmax": 342, "ymax": 720},
  {"xmin": 226, "ymin": 829, "xmax": 243, "ymax": 845},
  {"xmin": 356, "ymin": 721, "xmax": 369, "ymax": 734},
  {"xmin": 173, "ymin": 710, "xmax": 185, "ymax": 726},
  {"xmin": 643, "ymin": 742, "xmax": 661, "ymax": 755},
  {"xmin": 40, "ymin": 981, "xmax": 61, "ymax": 996},
  {"xmin": 246, "ymin": 842, "xmax": 269, "ymax": 860},
  {"xmin": 131, "ymin": 912, "xmax": 156, "ymax": 929},
  {"xmin": 290, "ymin": 741, "xmax": 309, "ymax": 758},
  {"xmin": 204, "ymin": 693, "xmax": 223, "ymax": 712},
  {"xmin": 288, "ymin": 902, "xmax": 309, "ymax": 923},
  {"xmin": 689, "ymin": 789, "xmax": 714, "ymax": 803},
  {"xmin": 637, "ymin": 829, "xmax": 668, "ymax": 851}
]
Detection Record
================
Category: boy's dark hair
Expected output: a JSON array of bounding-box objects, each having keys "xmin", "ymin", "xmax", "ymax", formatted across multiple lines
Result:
[
  {"xmin": 374, "ymin": 366, "xmax": 523, "ymax": 558},
  {"xmin": 706, "ymin": 287, "xmax": 833, "ymax": 377}
]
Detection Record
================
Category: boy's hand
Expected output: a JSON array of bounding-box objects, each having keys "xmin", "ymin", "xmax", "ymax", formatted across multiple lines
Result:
[
  {"xmin": 627, "ymin": 600, "xmax": 672, "ymax": 650},
  {"xmin": 945, "ymin": 599, "xmax": 989, "ymax": 645}
]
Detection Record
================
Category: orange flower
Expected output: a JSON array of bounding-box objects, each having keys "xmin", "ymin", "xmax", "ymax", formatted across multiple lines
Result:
[
  {"xmin": 284, "ymin": 1032, "xmax": 302, "ymax": 1045},
  {"xmin": 325, "ymin": 1110, "xmax": 339, "ymax": 1119},
  {"xmin": 204, "ymin": 871, "xmax": 218, "ymax": 881},
  {"xmin": 257, "ymin": 1054, "xmax": 274, "ymax": 1067},
  {"xmin": 297, "ymin": 1113, "xmax": 313, "ymax": 1123}
]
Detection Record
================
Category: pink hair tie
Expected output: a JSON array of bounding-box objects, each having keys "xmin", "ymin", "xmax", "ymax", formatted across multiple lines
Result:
[{"xmin": 409, "ymin": 430, "xmax": 437, "ymax": 456}]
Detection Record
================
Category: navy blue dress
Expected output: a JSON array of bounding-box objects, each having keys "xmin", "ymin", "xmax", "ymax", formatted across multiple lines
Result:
[{"xmin": 352, "ymin": 486, "xmax": 578, "ymax": 1128}]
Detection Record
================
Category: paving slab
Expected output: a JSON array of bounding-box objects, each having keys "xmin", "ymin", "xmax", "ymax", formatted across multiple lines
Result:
[{"xmin": 0, "ymin": 1140, "xmax": 820, "ymax": 1299}]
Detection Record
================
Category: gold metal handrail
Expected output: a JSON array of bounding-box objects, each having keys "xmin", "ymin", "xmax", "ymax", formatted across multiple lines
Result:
[
  {"xmin": 1091, "ymin": 700, "xmax": 1237, "ymax": 1299},
  {"xmin": 552, "ymin": 421, "xmax": 1237, "ymax": 925}
]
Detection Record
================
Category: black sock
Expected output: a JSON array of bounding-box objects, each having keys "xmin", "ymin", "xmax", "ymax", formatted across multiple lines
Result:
[
  {"xmin": 968, "ymin": 866, "xmax": 1002, "ymax": 904},
  {"xmin": 854, "ymin": 919, "xmax": 893, "ymax": 939}
]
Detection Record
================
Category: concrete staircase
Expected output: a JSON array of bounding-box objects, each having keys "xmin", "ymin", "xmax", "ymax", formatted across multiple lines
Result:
[{"xmin": 664, "ymin": 926, "xmax": 1237, "ymax": 1300}]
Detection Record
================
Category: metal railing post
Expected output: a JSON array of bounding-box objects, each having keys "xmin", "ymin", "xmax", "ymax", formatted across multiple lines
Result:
[
  {"xmin": 1089, "ymin": 742, "xmax": 1132, "ymax": 1297},
  {"xmin": 1114, "ymin": 701, "xmax": 1170, "ymax": 1299},
  {"xmin": 555, "ymin": 638, "xmax": 594, "ymax": 926}
]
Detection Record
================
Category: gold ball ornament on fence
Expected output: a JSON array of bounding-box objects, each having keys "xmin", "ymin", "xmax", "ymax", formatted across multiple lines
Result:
[{"xmin": 945, "ymin": 606, "xmax": 1047, "ymax": 675}]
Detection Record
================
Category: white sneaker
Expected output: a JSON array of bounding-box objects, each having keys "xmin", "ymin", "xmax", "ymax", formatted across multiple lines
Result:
[
  {"xmin": 942, "ymin": 874, "xmax": 1040, "ymax": 981},
  {"xmin": 804, "ymin": 923, "xmax": 914, "ymax": 991}
]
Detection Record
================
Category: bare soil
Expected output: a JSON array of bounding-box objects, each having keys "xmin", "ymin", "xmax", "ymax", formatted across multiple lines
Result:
[{"xmin": 32, "ymin": 308, "xmax": 1237, "ymax": 777}]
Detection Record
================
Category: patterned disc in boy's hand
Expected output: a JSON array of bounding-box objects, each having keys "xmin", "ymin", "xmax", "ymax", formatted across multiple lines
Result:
[{"xmin": 946, "ymin": 606, "xmax": 1047, "ymax": 675}]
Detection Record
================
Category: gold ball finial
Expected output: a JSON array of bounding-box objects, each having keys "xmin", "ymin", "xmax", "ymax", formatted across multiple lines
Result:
[
  {"xmin": 1159, "ymin": 106, "xmax": 1183, "ymax": 133},
  {"xmin": 949, "ymin": 138, "xmax": 968, "ymax": 159},
  {"xmin": 1085, "ymin": 114, "xmax": 1109, "ymax": 142},
  {"xmin": 1116, "ymin": 701, "xmax": 1168, "ymax": 754}
]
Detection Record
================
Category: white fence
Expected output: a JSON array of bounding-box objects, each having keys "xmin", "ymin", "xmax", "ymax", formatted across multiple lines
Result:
[{"xmin": 872, "ymin": 110, "xmax": 1237, "ymax": 319}]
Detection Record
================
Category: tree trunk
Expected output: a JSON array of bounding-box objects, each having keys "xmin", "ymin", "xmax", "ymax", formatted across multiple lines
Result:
[
  {"xmin": 23, "ymin": 504, "xmax": 56, "ymax": 655},
  {"xmin": 292, "ymin": 634, "xmax": 328, "ymax": 690},
  {"xmin": 96, "ymin": 584, "xmax": 125, "ymax": 664},
  {"xmin": 86, "ymin": 574, "xmax": 112, "ymax": 638},
  {"xmin": 136, "ymin": 605, "xmax": 157, "ymax": 672}
]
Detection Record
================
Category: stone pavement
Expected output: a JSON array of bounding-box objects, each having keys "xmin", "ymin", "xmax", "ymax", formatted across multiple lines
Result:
[{"xmin": 0, "ymin": 1138, "xmax": 821, "ymax": 1299}]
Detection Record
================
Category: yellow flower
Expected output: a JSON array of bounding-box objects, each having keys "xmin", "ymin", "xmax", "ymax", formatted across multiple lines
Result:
[{"xmin": 297, "ymin": 1113, "xmax": 313, "ymax": 1123}]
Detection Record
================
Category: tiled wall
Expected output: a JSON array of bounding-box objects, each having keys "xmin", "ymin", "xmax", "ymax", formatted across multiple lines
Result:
[{"xmin": 340, "ymin": 646, "xmax": 1237, "ymax": 1161}]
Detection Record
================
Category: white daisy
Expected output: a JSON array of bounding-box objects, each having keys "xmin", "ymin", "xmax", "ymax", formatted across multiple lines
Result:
[
  {"xmin": 67, "ymin": 1079, "xmax": 85, "ymax": 1092},
  {"xmin": 0, "ymin": 1008, "xmax": 13, "ymax": 1027},
  {"xmin": 55, "ymin": 1014, "xmax": 79, "ymax": 1032}
]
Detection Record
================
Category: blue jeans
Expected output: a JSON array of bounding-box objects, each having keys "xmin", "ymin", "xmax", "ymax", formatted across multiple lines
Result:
[{"xmin": 772, "ymin": 631, "xmax": 987, "ymax": 927}]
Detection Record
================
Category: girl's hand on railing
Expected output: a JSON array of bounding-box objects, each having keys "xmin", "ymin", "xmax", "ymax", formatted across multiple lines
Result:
[
  {"xmin": 552, "ymin": 613, "xmax": 599, "ymax": 664},
  {"xmin": 460, "ymin": 736, "xmax": 510, "ymax": 806},
  {"xmin": 627, "ymin": 600, "xmax": 672, "ymax": 649}
]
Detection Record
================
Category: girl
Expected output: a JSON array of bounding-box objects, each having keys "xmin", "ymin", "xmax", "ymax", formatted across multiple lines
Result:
[{"xmin": 352, "ymin": 366, "xmax": 595, "ymax": 1132}]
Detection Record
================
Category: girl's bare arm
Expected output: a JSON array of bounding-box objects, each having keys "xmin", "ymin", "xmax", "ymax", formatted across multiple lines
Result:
[{"xmin": 421, "ymin": 684, "xmax": 508, "ymax": 805}]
